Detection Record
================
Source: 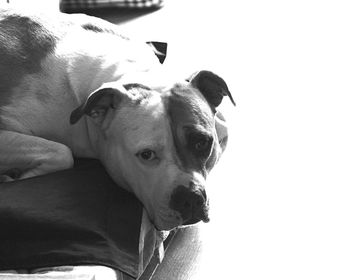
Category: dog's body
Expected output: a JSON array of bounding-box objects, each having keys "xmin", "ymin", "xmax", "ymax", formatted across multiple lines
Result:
[{"xmin": 0, "ymin": 8, "xmax": 234, "ymax": 230}]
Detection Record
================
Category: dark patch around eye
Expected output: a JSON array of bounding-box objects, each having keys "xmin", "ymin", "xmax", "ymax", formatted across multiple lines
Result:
[
  {"xmin": 186, "ymin": 130, "xmax": 213, "ymax": 157},
  {"xmin": 166, "ymin": 86, "xmax": 218, "ymax": 177}
]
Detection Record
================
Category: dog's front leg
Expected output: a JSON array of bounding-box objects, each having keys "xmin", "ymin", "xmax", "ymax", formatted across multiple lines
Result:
[{"xmin": 0, "ymin": 130, "xmax": 74, "ymax": 182}]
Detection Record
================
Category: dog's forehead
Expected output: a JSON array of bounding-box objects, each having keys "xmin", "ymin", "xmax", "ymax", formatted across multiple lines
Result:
[{"xmin": 117, "ymin": 85, "xmax": 168, "ymax": 147}]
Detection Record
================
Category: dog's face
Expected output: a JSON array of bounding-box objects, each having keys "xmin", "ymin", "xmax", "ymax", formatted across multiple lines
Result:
[{"xmin": 70, "ymin": 71, "xmax": 234, "ymax": 230}]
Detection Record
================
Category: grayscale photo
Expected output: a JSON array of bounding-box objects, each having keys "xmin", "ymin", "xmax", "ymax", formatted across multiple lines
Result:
[{"xmin": 0, "ymin": 0, "xmax": 349, "ymax": 279}]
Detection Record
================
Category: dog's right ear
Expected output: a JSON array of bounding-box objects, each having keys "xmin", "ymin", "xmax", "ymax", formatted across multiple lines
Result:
[
  {"xmin": 70, "ymin": 83, "xmax": 127, "ymax": 125},
  {"xmin": 188, "ymin": 70, "xmax": 235, "ymax": 108}
]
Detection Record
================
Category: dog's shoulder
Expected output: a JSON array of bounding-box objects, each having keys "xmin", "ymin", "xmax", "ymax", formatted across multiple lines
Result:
[
  {"xmin": 0, "ymin": 8, "xmax": 127, "ymax": 105},
  {"xmin": 0, "ymin": 8, "xmax": 57, "ymax": 61},
  {"xmin": 0, "ymin": 8, "xmax": 58, "ymax": 106}
]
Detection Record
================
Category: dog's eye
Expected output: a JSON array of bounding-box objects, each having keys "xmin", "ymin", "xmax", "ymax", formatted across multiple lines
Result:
[
  {"xmin": 193, "ymin": 136, "xmax": 213, "ymax": 154},
  {"xmin": 195, "ymin": 139, "xmax": 210, "ymax": 151},
  {"xmin": 186, "ymin": 128, "xmax": 213, "ymax": 156},
  {"xmin": 138, "ymin": 149, "xmax": 157, "ymax": 161}
]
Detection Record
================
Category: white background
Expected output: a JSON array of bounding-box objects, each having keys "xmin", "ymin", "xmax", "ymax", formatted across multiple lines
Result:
[{"xmin": 202, "ymin": 1, "xmax": 350, "ymax": 279}]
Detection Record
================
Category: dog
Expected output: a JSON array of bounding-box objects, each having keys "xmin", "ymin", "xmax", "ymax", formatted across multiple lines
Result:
[{"xmin": 0, "ymin": 7, "xmax": 234, "ymax": 231}]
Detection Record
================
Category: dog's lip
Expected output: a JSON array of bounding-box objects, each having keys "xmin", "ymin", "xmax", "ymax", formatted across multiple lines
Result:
[
  {"xmin": 153, "ymin": 201, "xmax": 210, "ymax": 230},
  {"xmin": 154, "ymin": 214, "xmax": 210, "ymax": 230},
  {"xmin": 182, "ymin": 210, "xmax": 210, "ymax": 226},
  {"xmin": 182, "ymin": 217, "xmax": 201, "ymax": 226}
]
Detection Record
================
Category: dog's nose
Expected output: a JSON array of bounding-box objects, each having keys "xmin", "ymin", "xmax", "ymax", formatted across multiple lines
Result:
[{"xmin": 169, "ymin": 184, "xmax": 209, "ymax": 225}]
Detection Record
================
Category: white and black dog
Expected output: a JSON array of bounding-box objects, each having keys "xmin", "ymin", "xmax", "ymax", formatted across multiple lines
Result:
[{"xmin": 0, "ymin": 7, "xmax": 234, "ymax": 231}]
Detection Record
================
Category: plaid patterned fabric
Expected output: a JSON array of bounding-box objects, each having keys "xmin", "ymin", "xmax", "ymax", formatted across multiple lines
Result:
[{"xmin": 60, "ymin": 0, "xmax": 164, "ymax": 10}]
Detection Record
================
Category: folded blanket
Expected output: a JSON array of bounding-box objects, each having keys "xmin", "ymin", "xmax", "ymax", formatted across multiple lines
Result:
[
  {"xmin": 0, "ymin": 159, "xmax": 164, "ymax": 279},
  {"xmin": 60, "ymin": 0, "xmax": 164, "ymax": 10}
]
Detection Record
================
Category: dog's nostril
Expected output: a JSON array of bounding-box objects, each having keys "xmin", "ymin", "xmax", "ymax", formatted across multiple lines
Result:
[
  {"xmin": 169, "ymin": 185, "xmax": 207, "ymax": 224},
  {"xmin": 184, "ymin": 201, "xmax": 191, "ymax": 209}
]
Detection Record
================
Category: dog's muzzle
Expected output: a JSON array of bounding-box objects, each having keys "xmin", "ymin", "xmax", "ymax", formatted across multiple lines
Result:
[{"xmin": 169, "ymin": 183, "xmax": 209, "ymax": 225}]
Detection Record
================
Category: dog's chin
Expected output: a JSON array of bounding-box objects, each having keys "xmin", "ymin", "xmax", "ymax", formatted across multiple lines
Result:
[
  {"xmin": 154, "ymin": 219, "xmax": 181, "ymax": 231},
  {"xmin": 151, "ymin": 213, "xmax": 183, "ymax": 231},
  {"xmin": 182, "ymin": 217, "xmax": 202, "ymax": 226},
  {"xmin": 153, "ymin": 216, "xmax": 209, "ymax": 231}
]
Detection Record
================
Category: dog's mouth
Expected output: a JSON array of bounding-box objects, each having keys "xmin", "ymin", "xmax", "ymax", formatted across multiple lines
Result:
[
  {"xmin": 182, "ymin": 204, "xmax": 210, "ymax": 226},
  {"xmin": 148, "ymin": 186, "xmax": 210, "ymax": 230},
  {"xmin": 182, "ymin": 217, "xmax": 201, "ymax": 226},
  {"xmin": 152, "ymin": 204, "xmax": 210, "ymax": 231},
  {"xmin": 182, "ymin": 216, "xmax": 209, "ymax": 226}
]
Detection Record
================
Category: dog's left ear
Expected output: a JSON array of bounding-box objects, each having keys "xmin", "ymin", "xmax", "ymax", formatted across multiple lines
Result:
[
  {"xmin": 70, "ymin": 83, "xmax": 127, "ymax": 125},
  {"xmin": 189, "ymin": 70, "xmax": 235, "ymax": 108}
]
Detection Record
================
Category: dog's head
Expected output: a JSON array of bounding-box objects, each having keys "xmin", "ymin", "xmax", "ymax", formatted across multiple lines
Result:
[{"xmin": 70, "ymin": 70, "xmax": 234, "ymax": 230}]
